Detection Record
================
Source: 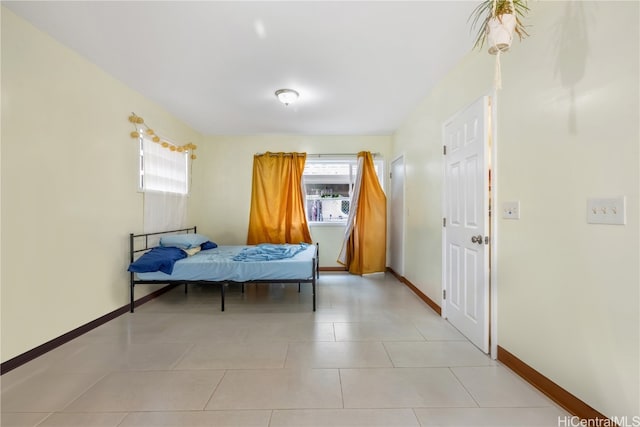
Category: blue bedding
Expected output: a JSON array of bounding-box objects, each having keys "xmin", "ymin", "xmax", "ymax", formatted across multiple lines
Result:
[
  {"xmin": 232, "ymin": 243, "xmax": 309, "ymax": 262},
  {"xmin": 128, "ymin": 246, "xmax": 187, "ymax": 275},
  {"xmin": 135, "ymin": 245, "xmax": 316, "ymax": 282}
]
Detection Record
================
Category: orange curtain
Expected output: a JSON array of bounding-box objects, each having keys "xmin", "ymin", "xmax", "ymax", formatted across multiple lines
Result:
[
  {"xmin": 338, "ymin": 151, "xmax": 387, "ymax": 274},
  {"xmin": 247, "ymin": 152, "xmax": 312, "ymax": 244}
]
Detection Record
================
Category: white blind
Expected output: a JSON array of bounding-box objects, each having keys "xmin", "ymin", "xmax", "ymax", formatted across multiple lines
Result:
[
  {"xmin": 143, "ymin": 191, "xmax": 187, "ymax": 234},
  {"xmin": 141, "ymin": 137, "xmax": 189, "ymax": 194}
]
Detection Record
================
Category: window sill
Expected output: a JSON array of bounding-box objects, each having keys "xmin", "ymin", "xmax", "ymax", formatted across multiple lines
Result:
[
  {"xmin": 308, "ymin": 221, "xmax": 347, "ymax": 227},
  {"xmin": 307, "ymin": 196, "xmax": 350, "ymax": 200}
]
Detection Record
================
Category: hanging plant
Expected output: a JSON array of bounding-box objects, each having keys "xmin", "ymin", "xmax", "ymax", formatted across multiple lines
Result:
[{"xmin": 469, "ymin": 0, "xmax": 530, "ymax": 54}]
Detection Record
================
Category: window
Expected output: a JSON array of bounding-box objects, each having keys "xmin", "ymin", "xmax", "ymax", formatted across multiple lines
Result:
[
  {"xmin": 139, "ymin": 136, "xmax": 189, "ymax": 194},
  {"xmin": 303, "ymin": 158, "xmax": 384, "ymax": 223}
]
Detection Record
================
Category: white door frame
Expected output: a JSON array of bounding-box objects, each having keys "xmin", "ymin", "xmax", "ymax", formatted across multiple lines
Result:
[
  {"xmin": 489, "ymin": 91, "xmax": 499, "ymax": 359},
  {"xmin": 441, "ymin": 90, "xmax": 499, "ymax": 360},
  {"xmin": 390, "ymin": 154, "xmax": 406, "ymax": 276}
]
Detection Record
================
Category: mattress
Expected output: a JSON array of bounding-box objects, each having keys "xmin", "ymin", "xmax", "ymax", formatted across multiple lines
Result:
[{"xmin": 135, "ymin": 244, "xmax": 317, "ymax": 282}]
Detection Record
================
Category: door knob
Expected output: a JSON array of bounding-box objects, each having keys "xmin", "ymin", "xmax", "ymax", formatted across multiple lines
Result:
[{"xmin": 471, "ymin": 235, "xmax": 483, "ymax": 244}]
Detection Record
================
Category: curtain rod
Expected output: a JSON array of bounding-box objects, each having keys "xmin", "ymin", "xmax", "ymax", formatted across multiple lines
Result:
[{"xmin": 255, "ymin": 152, "xmax": 381, "ymax": 158}]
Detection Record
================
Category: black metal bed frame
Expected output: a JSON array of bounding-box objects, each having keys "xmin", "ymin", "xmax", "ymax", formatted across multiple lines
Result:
[{"xmin": 129, "ymin": 226, "xmax": 319, "ymax": 313}]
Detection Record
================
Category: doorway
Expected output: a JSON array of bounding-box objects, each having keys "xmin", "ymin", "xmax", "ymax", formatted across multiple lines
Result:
[
  {"xmin": 442, "ymin": 95, "xmax": 493, "ymax": 354},
  {"xmin": 389, "ymin": 155, "xmax": 405, "ymax": 276}
]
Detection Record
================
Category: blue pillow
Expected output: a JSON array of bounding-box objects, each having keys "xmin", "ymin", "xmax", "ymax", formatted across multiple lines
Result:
[
  {"xmin": 159, "ymin": 233, "xmax": 210, "ymax": 249},
  {"xmin": 200, "ymin": 241, "xmax": 218, "ymax": 250},
  {"xmin": 128, "ymin": 247, "xmax": 187, "ymax": 274}
]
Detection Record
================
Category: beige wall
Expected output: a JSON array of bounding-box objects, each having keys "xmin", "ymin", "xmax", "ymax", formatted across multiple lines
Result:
[
  {"xmin": 188, "ymin": 135, "xmax": 391, "ymax": 267},
  {"xmin": 3, "ymin": 1, "xmax": 638, "ymax": 419},
  {"xmin": 0, "ymin": 7, "xmax": 390, "ymax": 361},
  {"xmin": 1, "ymin": 9, "xmax": 202, "ymax": 362},
  {"xmin": 393, "ymin": 1, "xmax": 639, "ymax": 418}
]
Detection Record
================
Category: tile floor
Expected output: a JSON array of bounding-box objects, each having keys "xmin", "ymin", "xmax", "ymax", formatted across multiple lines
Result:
[{"xmin": 1, "ymin": 272, "xmax": 569, "ymax": 426}]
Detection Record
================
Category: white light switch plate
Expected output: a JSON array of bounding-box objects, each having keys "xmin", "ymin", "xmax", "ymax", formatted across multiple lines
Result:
[
  {"xmin": 587, "ymin": 197, "xmax": 626, "ymax": 225},
  {"xmin": 502, "ymin": 201, "xmax": 520, "ymax": 219}
]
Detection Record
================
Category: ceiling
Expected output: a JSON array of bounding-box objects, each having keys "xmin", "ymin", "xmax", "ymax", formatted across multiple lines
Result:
[{"xmin": 4, "ymin": 1, "xmax": 480, "ymax": 136}]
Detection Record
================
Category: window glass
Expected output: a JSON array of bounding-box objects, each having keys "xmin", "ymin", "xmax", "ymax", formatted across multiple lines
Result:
[
  {"xmin": 139, "ymin": 136, "xmax": 189, "ymax": 194},
  {"xmin": 303, "ymin": 158, "xmax": 383, "ymax": 223}
]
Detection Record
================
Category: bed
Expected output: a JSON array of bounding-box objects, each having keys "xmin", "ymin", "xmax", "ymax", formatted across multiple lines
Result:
[{"xmin": 128, "ymin": 227, "xmax": 319, "ymax": 312}]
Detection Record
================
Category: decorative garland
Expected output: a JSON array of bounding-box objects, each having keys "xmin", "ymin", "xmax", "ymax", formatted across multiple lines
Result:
[{"xmin": 128, "ymin": 113, "xmax": 197, "ymax": 159}]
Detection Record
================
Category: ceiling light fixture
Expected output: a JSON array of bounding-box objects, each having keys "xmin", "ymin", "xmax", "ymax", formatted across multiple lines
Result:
[{"xmin": 275, "ymin": 89, "xmax": 299, "ymax": 106}]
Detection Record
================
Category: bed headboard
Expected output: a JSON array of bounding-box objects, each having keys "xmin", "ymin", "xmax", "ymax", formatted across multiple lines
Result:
[{"xmin": 129, "ymin": 226, "xmax": 197, "ymax": 262}]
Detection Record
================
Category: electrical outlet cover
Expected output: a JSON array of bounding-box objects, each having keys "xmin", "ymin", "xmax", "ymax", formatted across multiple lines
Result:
[
  {"xmin": 587, "ymin": 197, "xmax": 626, "ymax": 225},
  {"xmin": 502, "ymin": 201, "xmax": 520, "ymax": 219}
]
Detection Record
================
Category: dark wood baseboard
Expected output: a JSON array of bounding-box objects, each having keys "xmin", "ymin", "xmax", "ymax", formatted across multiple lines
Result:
[
  {"xmin": 319, "ymin": 266, "xmax": 347, "ymax": 272},
  {"xmin": 0, "ymin": 284, "xmax": 178, "ymax": 375},
  {"xmin": 3, "ymin": 277, "xmax": 611, "ymax": 424},
  {"xmin": 387, "ymin": 268, "xmax": 442, "ymax": 315},
  {"xmin": 497, "ymin": 346, "xmax": 609, "ymax": 422},
  {"xmin": 387, "ymin": 270, "xmax": 609, "ymax": 421}
]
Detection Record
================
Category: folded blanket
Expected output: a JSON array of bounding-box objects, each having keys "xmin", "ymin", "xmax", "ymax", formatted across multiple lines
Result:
[
  {"xmin": 232, "ymin": 243, "xmax": 309, "ymax": 262},
  {"xmin": 128, "ymin": 246, "xmax": 187, "ymax": 274}
]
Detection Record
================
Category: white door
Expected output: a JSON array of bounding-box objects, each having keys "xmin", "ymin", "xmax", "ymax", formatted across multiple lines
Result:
[
  {"xmin": 390, "ymin": 156, "xmax": 405, "ymax": 275},
  {"xmin": 443, "ymin": 96, "xmax": 490, "ymax": 353}
]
